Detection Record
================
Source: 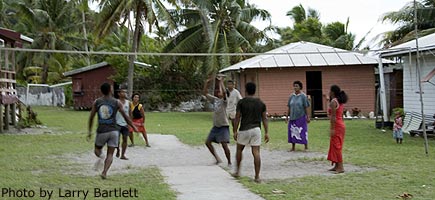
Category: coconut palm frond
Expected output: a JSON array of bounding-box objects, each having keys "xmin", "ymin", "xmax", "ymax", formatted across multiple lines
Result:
[{"xmin": 164, "ymin": 24, "xmax": 204, "ymax": 53}]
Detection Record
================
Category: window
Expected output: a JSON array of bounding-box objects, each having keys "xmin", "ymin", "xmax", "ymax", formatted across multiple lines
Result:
[{"xmin": 73, "ymin": 78, "xmax": 83, "ymax": 96}]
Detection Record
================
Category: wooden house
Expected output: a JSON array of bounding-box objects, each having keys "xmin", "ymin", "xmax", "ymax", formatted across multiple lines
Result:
[
  {"xmin": 381, "ymin": 33, "xmax": 435, "ymax": 116},
  {"xmin": 220, "ymin": 41, "xmax": 391, "ymax": 117},
  {"xmin": 63, "ymin": 62, "xmax": 116, "ymax": 110},
  {"xmin": 0, "ymin": 28, "xmax": 33, "ymax": 132}
]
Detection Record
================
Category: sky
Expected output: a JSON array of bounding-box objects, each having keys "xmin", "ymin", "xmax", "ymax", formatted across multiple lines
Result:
[
  {"xmin": 247, "ymin": 0, "xmax": 413, "ymax": 49},
  {"xmin": 91, "ymin": 0, "xmax": 413, "ymax": 49}
]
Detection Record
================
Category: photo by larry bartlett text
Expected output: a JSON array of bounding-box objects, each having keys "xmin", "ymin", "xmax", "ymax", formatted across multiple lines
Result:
[{"xmin": 2, "ymin": 187, "xmax": 139, "ymax": 199}]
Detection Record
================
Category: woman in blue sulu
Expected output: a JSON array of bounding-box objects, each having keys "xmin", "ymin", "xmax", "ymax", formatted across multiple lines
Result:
[{"xmin": 286, "ymin": 81, "xmax": 311, "ymax": 151}]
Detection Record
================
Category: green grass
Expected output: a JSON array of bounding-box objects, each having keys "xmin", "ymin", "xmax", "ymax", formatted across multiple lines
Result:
[
  {"xmin": 0, "ymin": 107, "xmax": 175, "ymax": 200},
  {"xmin": 239, "ymin": 119, "xmax": 435, "ymax": 200},
  {"xmin": 33, "ymin": 106, "xmax": 91, "ymax": 133},
  {"xmin": 4, "ymin": 106, "xmax": 435, "ymax": 200}
]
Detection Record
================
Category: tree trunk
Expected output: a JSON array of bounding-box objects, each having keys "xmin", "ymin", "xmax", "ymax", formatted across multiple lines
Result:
[
  {"xmin": 41, "ymin": 58, "xmax": 48, "ymax": 84},
  {"xmin": 82, "ymin": 9, "xmax": 90, "ymax": 66},
  {"xmin": 128, "ymin": 6, "xmax": 142, "ymax": 98}
]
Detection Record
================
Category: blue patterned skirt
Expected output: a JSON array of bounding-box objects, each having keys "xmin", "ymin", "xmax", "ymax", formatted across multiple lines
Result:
[{"xmin": 288, "ymin": 115, "xmax": 308, "ymax": 144}]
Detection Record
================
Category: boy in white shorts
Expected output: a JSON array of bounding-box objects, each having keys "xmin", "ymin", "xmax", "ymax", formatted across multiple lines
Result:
[{"xmin": 233, "ymin": 82, "xmax": 269, "ymax": 183}]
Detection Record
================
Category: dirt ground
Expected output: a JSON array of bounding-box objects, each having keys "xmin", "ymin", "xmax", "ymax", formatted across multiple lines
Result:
[
  {"xmin": 2, "ymin": 126, "xmax": 53, "ymax": 135},
  {"xmin": 7, "ymin": 126, "xmax": 373, "ymax": 180},
  {"xmin": 69, "ymin": 133, "xmax": 374, "ymax": 181},
  {"xmin": 12, "ymin": 129, "xmax": 374, "ymax": 199}
]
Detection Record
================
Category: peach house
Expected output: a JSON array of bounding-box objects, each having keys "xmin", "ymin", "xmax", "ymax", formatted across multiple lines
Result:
[{"xmin": 220, "ymin": 41, "xmax": 390, "ymax": 117}]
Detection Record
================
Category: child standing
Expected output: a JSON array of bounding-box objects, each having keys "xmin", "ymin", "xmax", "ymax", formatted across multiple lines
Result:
[
  {"xmin": 128, "ymin": 93, "xmax": 150, "ymax": 147},
  {"xmin": 393, "ymin": 111, "xmax": 403, "ymax": 144}
]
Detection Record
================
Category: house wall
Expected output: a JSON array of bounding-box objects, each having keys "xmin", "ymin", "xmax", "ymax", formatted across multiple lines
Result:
[
  {"xmin": 236, "ymin": 65, "xmax": 376, "ymax": 116},
  {"xmin": 71, "ymin": 66, "xmax": 115, "ymax": 109},
  {"xmin": 0, "ymin": 40, "xmax": 18, "ymax": 105},
  {"xmin": 402, "ymin": 54, "xmax": 435, "ymax": 115}
]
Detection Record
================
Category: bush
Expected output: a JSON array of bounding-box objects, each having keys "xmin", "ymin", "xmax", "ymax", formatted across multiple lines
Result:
[
  {"xmin": 64, "ymin": 84, "xmax": 73, "ymax": 107},
  {"xmin": 17, "ymin": 106, "xmax": 42, "ymax": 129}
]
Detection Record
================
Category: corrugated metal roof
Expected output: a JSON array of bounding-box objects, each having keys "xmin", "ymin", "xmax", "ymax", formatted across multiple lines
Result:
[
  {"xmin": 0, "ymin": 27, "xmax": 33, "ymax": 46},
  {"xmin": 220, "ymin": 41, "xmax": 383, "ymax": 72},
  {"xmin": 63, "ymin": 62, "xmax": 109, "ymax": 77},
  {"xmin": 381, "ymin": 32, "xmax": 435, "ymax": 57}
]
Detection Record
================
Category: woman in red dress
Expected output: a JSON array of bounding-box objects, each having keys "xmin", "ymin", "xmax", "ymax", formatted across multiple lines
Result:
[{"xmin": 327, "ymin": 85, "xmax": 348, "ymax": 173}]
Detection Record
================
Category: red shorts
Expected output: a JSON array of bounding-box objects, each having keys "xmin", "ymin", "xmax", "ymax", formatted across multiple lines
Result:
[{"xmin": 129, "ymin": 118, "xmax": 146, "ymax": 133}]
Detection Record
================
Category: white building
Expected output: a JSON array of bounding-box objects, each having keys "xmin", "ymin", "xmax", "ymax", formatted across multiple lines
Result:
[{"xmin": 381, "ymin": 33, "xmax": 435, "ymax": 116}]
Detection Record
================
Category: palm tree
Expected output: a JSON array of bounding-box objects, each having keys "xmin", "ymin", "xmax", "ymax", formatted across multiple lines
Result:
[
  {"xmin": 323, "ymin": 19, "xmax": 355, "ymax": 50},
  {"xmin": 380, "ymin": 0, "xmax": 435, "ymax": 47},
  {"xmin": 163, "ymin": 0, "xmax": 272, "ymax": 74},
  {"xmin": 279, "ymin": 4, "xmax": 355, "ymax": 50},
  {"xmin": 95, "ymin": 0, "xmax": 178, "ymax": 97},
  {"xmin": 96, "ymin": 26, "xmax": 163, "ymax": 82},
  {"xmin": 286, "ymin": 4, "xmax": 319, "ymax": 24},
  {"xmin": 72, "ymin": 0, "xmax": 92, "ymax": 66},
  {"xmin": 282, "ymin": 4, "xmax": 322, "ymax": 44},
  {"xmin": 0, "ymin": 0, "xmax": 10, "ymax": 27},
  {"xmin": 14, "ymin": 0, "xmax": 82, "ymax": 83}
]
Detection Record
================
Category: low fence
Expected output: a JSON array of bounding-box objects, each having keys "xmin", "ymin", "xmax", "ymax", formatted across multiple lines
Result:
[{"xmin": 16, "ymin": 82, "xmax": 71, "ymax": 107}]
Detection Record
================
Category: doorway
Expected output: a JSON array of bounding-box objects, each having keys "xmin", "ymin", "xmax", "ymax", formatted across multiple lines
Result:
[{"xmin": 306, "ymin": 71, "xmax": 323, "ymax": 112}]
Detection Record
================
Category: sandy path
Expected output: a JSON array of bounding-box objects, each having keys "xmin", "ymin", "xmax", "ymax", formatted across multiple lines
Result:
[{"xmin": 71, "ymin": 134, "xmax": 372, "ymax": 199}]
